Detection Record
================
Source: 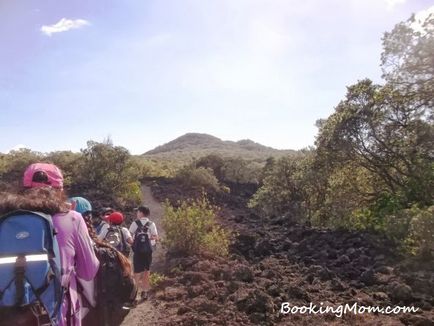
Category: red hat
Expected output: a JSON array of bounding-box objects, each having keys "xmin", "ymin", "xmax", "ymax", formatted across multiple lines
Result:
[{"xmin": 108, "ymin": 212, "xmax": 124, "ymax": 225}]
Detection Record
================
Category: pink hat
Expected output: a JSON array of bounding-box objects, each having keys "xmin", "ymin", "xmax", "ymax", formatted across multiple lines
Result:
[{"xmin": 23, "ymin": 163, "xmax": 64, "ymax": 189}]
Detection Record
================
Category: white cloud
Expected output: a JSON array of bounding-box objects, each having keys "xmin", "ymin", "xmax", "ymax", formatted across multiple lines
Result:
[
  {"xmin": 41, "ymin": 18, "xmax": 90, "ymax": 36},
  {"xmin": 384, "ymin": 0, "xmax": 406, "ymax": 9}
]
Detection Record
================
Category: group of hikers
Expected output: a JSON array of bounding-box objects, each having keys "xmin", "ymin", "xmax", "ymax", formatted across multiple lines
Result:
[{"xmin": 0, "ymin": 163, "xmax": 159, "ymax": 326}]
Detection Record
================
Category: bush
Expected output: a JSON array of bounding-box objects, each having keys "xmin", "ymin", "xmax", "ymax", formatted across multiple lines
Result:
[
  {"xmin": 134, "ymin": 157, "xmax": 177, "ymax": 179},
  {"xmin": 222, "ymin": 158, "xmax": 262, "ymax": 184},
  {"xmin": 149, "ymin": 272, "xmax": 167, "ymax": 287},
  {"xmin": 45, "ymin": 151, "xmax": 82, "ymax": 188},
  {"xmin": 0, "ymin": 149, "xmax": 43, "ymax": 187},
  {"xmin": 195, "ymin": 154, "xmax": 225, "ymax": 181},
  {"xmin": 162, "ymin": 196, "xmax": 230, "ymax": 257},
  {"xmin": 248, "ymin": 156, "xmax": 306, "ymax": 219},
  {"xmin": 74, "ymin": 140, "xmax": 142, "ymax": 207},
  {"xmin": 176, "ymin": 165, "xmax": 221, "ymax": 192},
  {"xmin": 407, "ymin": 206, "xmax": 434, "ymax": 257}
]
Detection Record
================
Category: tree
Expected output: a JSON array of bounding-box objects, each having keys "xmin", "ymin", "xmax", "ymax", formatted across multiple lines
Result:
[
  {"xmin": 0, "ymin": 149, "xmax": 43, "ymax": 188},
  {"xmin": 315, "ymin": 79, "xmax": 433, "ymax": 206},
  {"xmin": 381, "ymin": 10, "xmax": 434, "ymax": 109},
  {"xmin": 195, "ymin": 154, "xmax": 225, "ymax": 181},
  {"xmin": 248, "ymin": 156, "xmax": 306, "ymax": 219},
  {"xmin": 176, "ymin": 165, "xmax": 221, "ymax": 192},
  {"xmin": 45, "ymin": 151, "xmax": 82, "ymax": 188},
  {"xmin": 76, "ymin": 141, "xmax": 141, "ymax": 206}
]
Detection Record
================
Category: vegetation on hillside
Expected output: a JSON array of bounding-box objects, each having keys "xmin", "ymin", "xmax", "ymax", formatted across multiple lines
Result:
[
  {"xmin": 0, "ymin": 139, "xmax": 142, "ymax": 208},
  {"xmin": 142, "ymin": 132, "xmax": 297, "ymax": 167},
  {"xmin": 249, "ymin": 13, "xmax": 434, "ymax": 256}
]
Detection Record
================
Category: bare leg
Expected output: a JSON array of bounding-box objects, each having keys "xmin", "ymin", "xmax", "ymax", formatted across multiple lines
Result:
[
  {"xmin": 134, "ymin": 272, "xmax": 143, "ymax": 291},
  {"xmin": 143, "ymin": 271, "xmax": 150, "ymax": 291}
]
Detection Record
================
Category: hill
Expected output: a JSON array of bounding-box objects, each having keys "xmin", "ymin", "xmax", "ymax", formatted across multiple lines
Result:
[{"xmin": 142, "ymin": 133, "xmax": 296, "ymax": 162}]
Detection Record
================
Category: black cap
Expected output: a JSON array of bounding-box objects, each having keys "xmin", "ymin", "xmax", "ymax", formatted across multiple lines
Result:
[
  {"xmin": 101, "ymin": 207, "xmax": 114, "ymax": 215},
  {"xmin": 134, "ymin": 205, "xmax": 150, "ymax": 216}
]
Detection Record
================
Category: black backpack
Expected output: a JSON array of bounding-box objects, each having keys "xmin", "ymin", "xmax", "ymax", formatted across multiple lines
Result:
[
  {"xmin": 132, "ymin": 220, "xmax": 153, "ymax": 254},
  {"xmin": 93, "ymin": 246, "xmax": 137, "ymax": 326}
]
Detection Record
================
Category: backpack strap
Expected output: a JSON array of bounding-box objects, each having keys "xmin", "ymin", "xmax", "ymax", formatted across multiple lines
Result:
[
  {"xmin": 14, "ymin": 255, "xmax": 26, "ymax": 306},
  {"xmin": 118, "ymin": 226, "xmax": 126, "ymax": 251},
  {"xmin": 96, "ymin": 222, "xmax": 104, "ymax": 234},
  {"xmin": 135, "ymin": 219, "xmax": 143, "ymax": 232},
  {"xmin": 103, "ymin": 225, "xmax": 113, "ymax": 240}
]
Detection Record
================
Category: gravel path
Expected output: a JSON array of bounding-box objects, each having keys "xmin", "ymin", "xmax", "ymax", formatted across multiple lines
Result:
[{"xmin": 120, "ymin": 185, "xmax": 166, "ymax": 326}]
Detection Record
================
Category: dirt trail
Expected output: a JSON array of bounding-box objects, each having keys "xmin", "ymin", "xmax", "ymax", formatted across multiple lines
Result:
[{"xmin": 121, "ymin": 185, "xmax": 166, "ymax": 326}]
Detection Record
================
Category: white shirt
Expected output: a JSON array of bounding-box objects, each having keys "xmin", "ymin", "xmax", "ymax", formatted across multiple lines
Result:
[
  {"xmin": 129, "ymin": 218, "xmax": 158, "ymax": 246},
  {"xmin": 98, "ymin": 223, "xmax": 133, "ymax": 242}
]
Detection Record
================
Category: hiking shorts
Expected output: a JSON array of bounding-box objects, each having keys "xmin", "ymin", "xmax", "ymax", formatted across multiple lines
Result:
[{"xmin": 133, "ymin": 251, "xmax": 152, "ymax": 273}]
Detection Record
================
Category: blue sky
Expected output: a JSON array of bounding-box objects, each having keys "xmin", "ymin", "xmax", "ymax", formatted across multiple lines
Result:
[{"xmin": 0, "ymin": 0, "xmax": 432, "ymax": 154}]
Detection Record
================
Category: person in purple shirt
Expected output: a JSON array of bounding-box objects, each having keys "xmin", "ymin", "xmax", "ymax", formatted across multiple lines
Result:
[{"xmin": 0, "ymin": 163, "xmax": 100, "ymax": 326}]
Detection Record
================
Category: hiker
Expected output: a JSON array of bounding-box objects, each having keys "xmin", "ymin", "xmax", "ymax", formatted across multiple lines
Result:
[
  {"xmin": 93, "ymin": 208, "xmax": 113, "ymax": 236},
  {"xmin": 78, "ymin": 208, "xmax": 137, "ymax": 326},
  {"xmin": 0, "ymin": 163, "xmax": 99, "ymax": 326},
  {"xmin": 98, "ymin": 211, "xmax": 133, "ymax": 257},
  {"xmin": 69, "ymin": 196, "xmax": 94, "ymax": 221},
  {"xmin": 102, "ymin": 207, "xmax": 114, "ymax": 219},
  {"xmin": 129, "ymin": 205, "xmax": 158, "ymax": 300}
]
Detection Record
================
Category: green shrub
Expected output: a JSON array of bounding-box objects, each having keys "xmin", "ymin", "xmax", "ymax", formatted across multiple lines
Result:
[
  {"xmin": 162, "ymin": 196, "xmax": 230, "ymax": 257},
  {"xmin": 176, "ymin": 165, "xmax": 221, "ymax": 192},
  {"xmin": 248, "ymin": 156, "xmax": 306, "ymax": 219},
  {"xmin": 195, "ymin": 154, "xmax": 225, "ymax": 181},
  {"xmin": 0, "ymin": 149, "xmax": 43, "ymax": 187},
  {"xmin": 407, "ymin": 206, "xmax": 434, "ymax": 257},
  {"xmin": 75, "ymin": 140, "xmax": 142, "ymax": 207},
  {"xmin": 133, "ymin": 157, "xmax": 176, "ymax": 179},
  {"xmin": 222, "ymin": 158, "xmax": 262, "ymax": 184},
  {"xmin": 149, "ymin": 272, "xmax": 167, "ymax": 287}
]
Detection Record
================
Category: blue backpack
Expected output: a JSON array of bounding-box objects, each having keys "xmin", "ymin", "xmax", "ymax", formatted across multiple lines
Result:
[{"xmin": 0, "ymin": 210, "xmax": 63, "ymax": 325}]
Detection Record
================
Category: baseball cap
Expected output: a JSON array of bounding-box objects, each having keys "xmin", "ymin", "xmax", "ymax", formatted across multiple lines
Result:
[
  {"xmin": 69, "ymin": 197, "xmax": 93, "ymax": 215},
  {"xmin": 108, "ymin": 211, "xmax": 124, "ymax": 225},
  {"xmin": 102, "ymin": 207, "xmax": 114, "ymax": 215},
  {"xmin": 23, "ymin": 163, "xmax": 64, "ymax": 189}
]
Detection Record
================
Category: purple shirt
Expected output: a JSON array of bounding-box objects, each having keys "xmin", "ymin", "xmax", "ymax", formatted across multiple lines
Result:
[{"xmin": 53, "ymin": 210, "xmax": 99, "ymax": 326}]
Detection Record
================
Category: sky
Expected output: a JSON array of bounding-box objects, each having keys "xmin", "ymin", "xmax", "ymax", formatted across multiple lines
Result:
[{"xmin": 0, "ymin": 0, "xmax": 432, "ymax": 154}]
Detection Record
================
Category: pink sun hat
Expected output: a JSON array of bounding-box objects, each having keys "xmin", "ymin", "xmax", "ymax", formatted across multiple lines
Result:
[{"xmin": 23, "ymin": 163, "xmax": 64, "ymax": 189}]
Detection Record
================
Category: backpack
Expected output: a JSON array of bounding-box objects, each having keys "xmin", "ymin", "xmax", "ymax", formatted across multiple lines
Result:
[
  {"xmin": 132, "ymin": 220, "xmax": 153, "ymax": 254},
  {"xmin": 104, "ymin": 226, "xmax": 128, "ymax": 256},
  {"xmin": 93, "ymin": 246, "xmax": 137, "ymax": 326},
  {"xmin": 0, "ymin": 210, "xmax": 63, "ymax": 326},
  {"xmin": 95, "ymin": 221, "xmax": 106, "ymax": 236}
]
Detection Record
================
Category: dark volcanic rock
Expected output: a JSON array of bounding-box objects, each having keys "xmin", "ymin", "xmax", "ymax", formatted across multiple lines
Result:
[
  {"xmin": 389, "ymin": 282, "xmax": 414, "ymax": 303},
  {"xmin": 360, "ymin": 269, "xmax": 376, "ymax": 286},
  {"xmin": 180, "ymin": 271, "xmax": 209, "ymax": 285},
  {"xmin": 189, "ymin": 295, "xmax": 221, "ymax": 314},
  {"xmin": 234, "ymin": 289, "xmax": 275, "ymax": 316},
  {"xmin": 234, "ymin": 265, "xmax": 254, "ymax": 283},
  {"xmin": 233, "ymin": 233, "xmax": 257, "ymax": 257},
  {"xmin": 255, "ymin": 239, "xmax": 274, "ymax": 256},
  {"xmin": 330, "ymin": 278, "xmax": 347, "ymax": 291},
  {"xmin": 147, "ymin": 180, "xmax": 434, "ymax": 326},
  {"xmin": 287, "ymin": 286, "xmax": 310, "ymax": 301}
]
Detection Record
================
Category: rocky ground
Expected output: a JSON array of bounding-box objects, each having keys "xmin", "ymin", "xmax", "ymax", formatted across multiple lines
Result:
[{"xmin": 128, "ymin": 179, "xmax": 434, "ymax": 325}]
